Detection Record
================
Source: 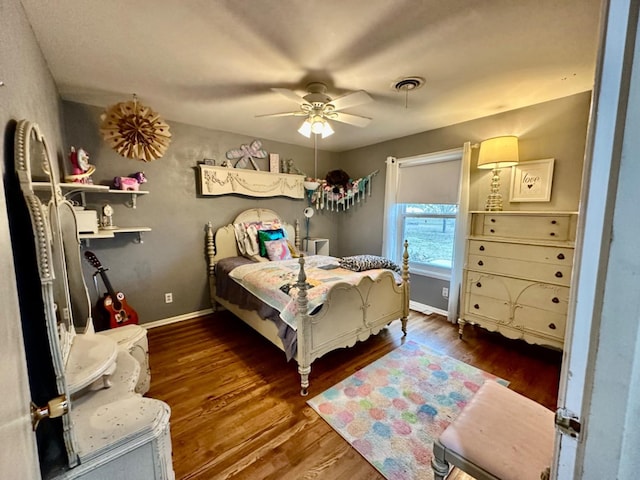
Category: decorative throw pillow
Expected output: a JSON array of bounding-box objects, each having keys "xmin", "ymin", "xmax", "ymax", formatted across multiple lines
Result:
[
  {"xmin": 258, "ymin": 228, "xmax": 285, "ymax": 257},
  {"xmin": 339, "ymin": 255, "xmax": 401, "ymax": 273},
  {"xmin": 264, "ymin": 238, "xmax": 292, "ymax": 261},
  {"xmin": 233, "ymin": 219, "xmax": 282, "ymax": 260}
]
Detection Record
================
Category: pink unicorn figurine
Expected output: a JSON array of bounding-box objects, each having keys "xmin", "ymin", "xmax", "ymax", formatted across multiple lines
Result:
[{"xmin": 113, "ymin": 172, "xmax": 147, "ymax": 191}]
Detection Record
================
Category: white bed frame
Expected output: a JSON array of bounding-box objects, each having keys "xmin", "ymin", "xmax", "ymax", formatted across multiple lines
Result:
[{"xmin": 205, "ymin": 208, "xmax": 410, "ymax": 395}]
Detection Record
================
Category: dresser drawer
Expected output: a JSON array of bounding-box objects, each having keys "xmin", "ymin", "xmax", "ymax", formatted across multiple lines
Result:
[
  {"xmin": 467, "ymin": 240, "xmax": 574, "ymax": 266},
  {"xmin": 515, "ymin": 306, "xmax": 567, "ymax": 341},
  {"xmin": 464, "ymin": 294, "xmax": 566, "ymax": 342},
  {"xmin": 467, "ymin": 254, "xmax": 572, "ymax": 286},
  {"xmin": 464, "ymin": 293, "xmax": 510, "ymax": 323},
  {"xmin": 472, "ymin": 213, "xmax": 574, "ymax": 241},
  {"xmin": 465, "ymin": 271, "xmax": 570, "ymax": 315}
]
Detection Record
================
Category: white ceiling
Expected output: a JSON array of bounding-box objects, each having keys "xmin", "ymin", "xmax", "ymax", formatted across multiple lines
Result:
[{"xmin": 20, "ymin": 0, "xmax": 603, "ymax": 152}]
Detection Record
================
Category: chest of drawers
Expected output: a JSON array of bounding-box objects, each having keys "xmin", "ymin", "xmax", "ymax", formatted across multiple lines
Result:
[{"xmin": 459, "ymin": 211, "xmax": 578, "ymax": 349}]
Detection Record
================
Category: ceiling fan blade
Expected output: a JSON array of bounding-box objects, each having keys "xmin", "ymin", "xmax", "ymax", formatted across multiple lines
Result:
[
  {"xmin": 328, "ymin": 90, "xmax": 373, "ymax": 111},
  {"xmin": 271, "ymin": 88, "xmax": 308, "ymax": 105},
  {"xmin": 255, "ymin": 111, "xmax": 308, "ymax": 118},
  {"xmin": 331, "ymin": 111, "xmax": 372, "ymax": 128}
]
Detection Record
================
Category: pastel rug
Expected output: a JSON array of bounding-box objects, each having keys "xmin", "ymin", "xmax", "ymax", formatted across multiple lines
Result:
[{"xmin": 307, "ymin": 340, "xmax": 507, "ymax": 480}]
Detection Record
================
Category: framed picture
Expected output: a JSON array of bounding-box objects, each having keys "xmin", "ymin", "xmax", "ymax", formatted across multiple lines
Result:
[
  {"xmin": 509, "ymin": 158, "xmax": 555, "ymax": 202},
  {"xmin": 269, "ymin": 153, "xmax": 280, "ymax": 173}
]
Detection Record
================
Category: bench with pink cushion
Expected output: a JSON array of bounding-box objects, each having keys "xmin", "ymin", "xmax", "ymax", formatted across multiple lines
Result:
[{"xmin": 431, "ymin": 380, "xmax": 555, "ymax": 480}]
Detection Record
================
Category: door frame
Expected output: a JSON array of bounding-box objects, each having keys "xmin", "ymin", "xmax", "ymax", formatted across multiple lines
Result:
[{"xmin": 554, "ymin": 0, "xmax": 640, "ymax": 477}]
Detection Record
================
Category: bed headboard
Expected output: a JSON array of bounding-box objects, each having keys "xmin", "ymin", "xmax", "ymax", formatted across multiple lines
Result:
[{"xmin": 206, "ymin": 208, "xmax": 300, "ymax": 274}]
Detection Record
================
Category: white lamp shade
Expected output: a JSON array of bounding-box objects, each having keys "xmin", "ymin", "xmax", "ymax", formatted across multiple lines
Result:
[
  {"xmin": 321, "ymin": 121, "xmax": 334, "ymax": 138},
  {"xmin": 298, "ymin": 119, "xmax": 312, "ymax": 138},
  {"xmin": 311, "ymin": 116, "xmax": 324, "ymax": 134},
  {"xmin": 477, "ymin": 136, "xmax": 519, "ymax": 169}
]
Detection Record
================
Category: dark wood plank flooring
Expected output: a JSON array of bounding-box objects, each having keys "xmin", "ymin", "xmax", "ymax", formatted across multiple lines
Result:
[{"xmin": 146, "ymin": 311, "xmax": 562, "ymax": 479}]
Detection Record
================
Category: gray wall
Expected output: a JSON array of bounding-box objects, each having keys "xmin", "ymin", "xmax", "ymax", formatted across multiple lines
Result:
[
  {"xmin": 1, "ymin": 0, "xmax": 68, "ymax": 474},
  {"xmin": 63, "ymin": 102, "xmax": 341, "ymax": 323},
  {"xmin": 337, "ymin": 92, "xmax": 591, "ymax": 310},
  {"xmin": 63, "ymin": 93, "xmax": 590, "ymax": 319}
]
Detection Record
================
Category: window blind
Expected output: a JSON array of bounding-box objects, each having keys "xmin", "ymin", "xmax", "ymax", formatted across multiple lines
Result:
[{"xmin": 396, "ymin": 157, "xmax": 461, "ymax": 204}]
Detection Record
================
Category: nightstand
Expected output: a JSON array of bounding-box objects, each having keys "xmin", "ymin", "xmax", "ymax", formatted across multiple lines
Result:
[{"xmin": 303, "ymin": 238, "xmax": 329, "ymax": 256}]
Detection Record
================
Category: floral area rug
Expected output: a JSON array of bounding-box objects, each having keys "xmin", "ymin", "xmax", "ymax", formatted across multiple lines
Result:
[{"xmin": 307, "ymin": 340, "xmax": 507, "ymax": 480}]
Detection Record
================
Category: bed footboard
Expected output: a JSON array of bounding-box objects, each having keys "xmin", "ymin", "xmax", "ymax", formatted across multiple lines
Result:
[{"xmin": 295, "ymin": 241, "xmax": 410, "ymax": 395}]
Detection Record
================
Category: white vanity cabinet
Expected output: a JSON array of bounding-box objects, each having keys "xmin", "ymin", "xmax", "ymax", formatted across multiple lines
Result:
[
  {"xmin": 15, "ymin": 120, "xmax": 174, "ymax": 479},
  {"xmin": 458, "ymin": 211, "xmax": 578, "ymax": 349}
]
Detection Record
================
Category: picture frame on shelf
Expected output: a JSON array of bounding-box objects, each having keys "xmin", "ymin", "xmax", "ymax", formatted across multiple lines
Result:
[
  {"xmin": 509, "ymin": 158, "xmax": 555, "ymax": 202},
  {"xmin": 269, "ymin": 153, "xmax": 280, "ymax": 173}
]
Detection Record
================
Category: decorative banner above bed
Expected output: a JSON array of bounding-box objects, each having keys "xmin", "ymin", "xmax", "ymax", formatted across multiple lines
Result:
[{"xmin": 198, "ymin": 165, "xmax": 305, "ymax": 199}]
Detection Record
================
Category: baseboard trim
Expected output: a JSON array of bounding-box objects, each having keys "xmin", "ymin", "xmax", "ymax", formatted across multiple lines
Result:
[
  {"xmin": 410, "ymin": 300, "xmax": 448, "ymax": 317},
  {"xmin": 143, "ymin": 308, "xmax": 214, "ymax": 329},
  {"xmin": 145, "ymin": 303, "xmax": 447, "ymax": 329}
]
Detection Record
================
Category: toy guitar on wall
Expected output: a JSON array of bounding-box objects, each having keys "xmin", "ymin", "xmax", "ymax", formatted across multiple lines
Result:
[{"xmin": 84, "ymin": 251, "xmax": 139, "ymax": 331}]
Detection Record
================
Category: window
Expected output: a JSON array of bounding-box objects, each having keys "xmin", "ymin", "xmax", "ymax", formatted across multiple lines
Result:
[
  {"xmin": 399, "ymin": 203, "xmax": 458, "ymax": 279},
  {"xmin": 383, "ymin": 149, "xmax": 463, "ymax": 281},
  {"xmin": 383, "ymin": 145, "xmax": 471, "ymax": 322}
]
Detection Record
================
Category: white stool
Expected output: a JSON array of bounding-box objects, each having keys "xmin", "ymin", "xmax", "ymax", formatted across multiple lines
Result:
[{"xmin": 432, "ymin": 381, "xmax": 555, "ymax": 480}]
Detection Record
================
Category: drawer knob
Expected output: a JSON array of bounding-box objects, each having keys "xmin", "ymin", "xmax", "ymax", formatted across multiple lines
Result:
[
  {"xmin": 552, "ymin": 297, "xmax": 560, "ymax": 303},
  {"xmin": 476, "ymin": 282, "xmax": 482, "ymax": 288},
  {"xmin": 474, "ymin": 304, "xmax": 480, "ymax": 309},
  {"xmin": 478, "ymin": 260, "xmax": 484, "ymax": 266},
  {"xmin": 490, "ymin": 229, "xmax": 495, "ymax": 233},
  {"xmin": 479, "ymin": 245, "xmax": 485, "ymax": 251},
  {"xmin": 549, "ymin": 323, "xmax": 557, "ymax": 330},
  {"xmin": 551, "ymin": 220, "xmax": 557, "ymax": 225},
  {"xmin": 490, "ymin": 218, "xmax": 496, "ymax": 223},
  {"xmin": 555, "ymin": 271, "xmax": 563, "ymax": 278},
  {"xmin": 550, "ymin": 232, "xmax": 556, "ymax": 236},
  {"xmin": 557, "ymin": 253, "xmax": 565, "ymax": 260}
]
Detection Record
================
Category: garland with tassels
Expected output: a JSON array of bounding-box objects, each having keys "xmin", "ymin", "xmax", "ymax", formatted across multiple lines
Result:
[{"xmin": 309, "ymin": 170, "xmax": 379, "ymax": 211}]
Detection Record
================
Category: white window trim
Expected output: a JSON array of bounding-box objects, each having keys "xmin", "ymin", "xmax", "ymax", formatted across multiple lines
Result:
[{"xmin": 383, "ymin": 144, "xmax": 472, "ymax": 323}]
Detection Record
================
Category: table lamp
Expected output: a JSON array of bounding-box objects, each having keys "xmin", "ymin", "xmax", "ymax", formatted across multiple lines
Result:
[{"xmin": 477, "ymin": 136, "xmax": 519, "ymax": 211}]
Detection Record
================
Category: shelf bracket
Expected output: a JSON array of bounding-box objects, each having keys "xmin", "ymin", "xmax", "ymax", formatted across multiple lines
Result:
[
  {"xmin": 134, "ymin": 232, "xmax": 144, "ymax": 244},
  {"xmin": 126, "ymin": 193, "xmax": 138, "ymax": 209}
]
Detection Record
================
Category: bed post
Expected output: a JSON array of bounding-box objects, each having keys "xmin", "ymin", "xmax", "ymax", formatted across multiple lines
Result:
[
  {"xmin": 294, "ymin": 219, "xmax": 301, "ymax": 250},
  {"xmin": 205, "ymin": 222, "xmax": 218, "ymax": 311},
  {"xmin": 401, "ymin": 239, "xmax": 410, "ymax": 336},
  {"xmin": 295, "ymin": 254, "xmax": 311, "ymax": 396}
]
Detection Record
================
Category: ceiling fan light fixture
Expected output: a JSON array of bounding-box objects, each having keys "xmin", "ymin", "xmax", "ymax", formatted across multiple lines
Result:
[
  {"xmin": 321, "ymin": 121, "xmax": 334, "ymax": 138},
  {"xmin": 310, "ymin": 115, "xmax": 325, "ymax": 134},
  {"xmin": 298, "ymin": 119, "xmax": 312, "ymax": 138}
]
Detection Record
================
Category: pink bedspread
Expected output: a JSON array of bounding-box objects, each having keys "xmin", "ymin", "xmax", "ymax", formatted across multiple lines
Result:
[{"xmin": 228, "ymin": 255, "xmax": 400, "ymax": 329}]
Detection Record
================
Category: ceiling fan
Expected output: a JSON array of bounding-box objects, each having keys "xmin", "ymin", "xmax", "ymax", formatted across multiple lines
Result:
[{"xmin": 257, "ymin": 82, "xmax": 373, "ymax": 138}]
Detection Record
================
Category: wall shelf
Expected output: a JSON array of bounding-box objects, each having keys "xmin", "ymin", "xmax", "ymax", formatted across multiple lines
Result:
[
  {"xmin": 80, "ymin": 226, "xmax": 151, "ymax": 245},
  {"xmin": 33, "ymin": 182, "xmax": 152, "ymax": 243},
  {"xmin": 33, "ymin": 182, "xmax": 149, "ymax": 208},
  {"xmin": 197, "ymin": 165, "xmax": 305, "ymax": 199}
]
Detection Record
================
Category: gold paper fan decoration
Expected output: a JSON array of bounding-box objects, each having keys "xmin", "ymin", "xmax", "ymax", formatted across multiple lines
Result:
[{"xmin": 100, "ymin": 95, "xmax": 171, "ymax": 162}]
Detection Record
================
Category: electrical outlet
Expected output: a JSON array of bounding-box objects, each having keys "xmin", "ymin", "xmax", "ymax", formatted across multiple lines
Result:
[
  {"xmin": 442, "ymin": 287, "xmax": 449, "ymax": 298},
  {"xmin": 164, "ymin": 292, "xmax": 173, "ymax": 304}
]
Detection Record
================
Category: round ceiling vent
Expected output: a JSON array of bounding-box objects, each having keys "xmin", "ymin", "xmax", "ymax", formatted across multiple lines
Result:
[{"xmin": 391, "ymin": 76, "xmax": 425, "ymax": 92}]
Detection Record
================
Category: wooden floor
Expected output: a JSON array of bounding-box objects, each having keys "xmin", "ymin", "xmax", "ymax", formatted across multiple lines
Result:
[{"xmin": 146, "ymin": 310, "xmax": 563, "ymax": 480}]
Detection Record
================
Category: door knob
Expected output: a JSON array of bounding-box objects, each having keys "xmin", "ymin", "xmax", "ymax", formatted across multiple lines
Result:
[{"xmin": 31, "ymin": 395, "xmax": 68, "ymax": 431}]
